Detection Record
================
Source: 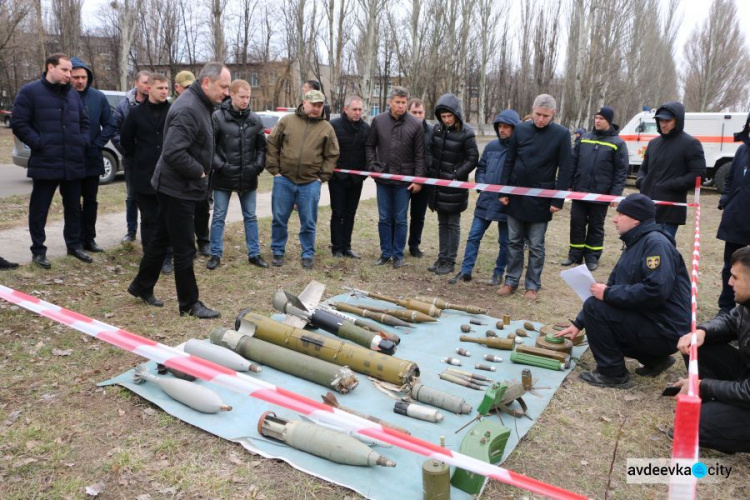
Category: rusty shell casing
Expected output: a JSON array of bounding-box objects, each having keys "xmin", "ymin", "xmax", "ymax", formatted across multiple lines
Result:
[
  {"xmin": 209, "ymin": 328, "xmax": 359, "ymax": 393},
  {"xmin": 258, "ymin": 412, "xmax": 396, "ymax": 467},
  {"xmin": 414, "ymin": 296, "xmax": 488, "ymax": 315},
  {"xmin": 234, "ymin": 313, "xmax": 418, "ymax": 385},
  {"xmin": 503, "ymin": 314, "xmax": 511, "ymax": 325},
  {"xmin": 521, "ymin": 368, "xmax": 533, "ymax": 390},
  {"xmin": 367, "ymin": 291, "xmax": 442, "ymax": 318},
  {"xmin": 515, "ymin": 344, "xmax": 571, "ymax": 368},
  {"xmin": 411, "ymin": 382, "xmax": 473, "ymax": 414},
  {"xmin": 459, "ymin": 335, "xmax": 514, "ymax": 350}
]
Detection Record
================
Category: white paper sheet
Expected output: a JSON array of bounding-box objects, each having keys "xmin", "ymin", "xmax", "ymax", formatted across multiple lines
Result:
[{"xmin": 560, "ymin": 264, "xmax": 596, "ymax": 302}]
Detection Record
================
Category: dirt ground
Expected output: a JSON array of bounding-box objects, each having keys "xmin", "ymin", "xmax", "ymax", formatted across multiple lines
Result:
[{"xmin": 0, "ymin": 177, "xmax": 748, "ymax": 499}]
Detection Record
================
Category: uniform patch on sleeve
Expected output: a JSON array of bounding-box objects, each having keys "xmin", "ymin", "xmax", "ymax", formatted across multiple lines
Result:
[{"xmin": 646, "ymin": 255, "xmax": 661, "ymax": 270}]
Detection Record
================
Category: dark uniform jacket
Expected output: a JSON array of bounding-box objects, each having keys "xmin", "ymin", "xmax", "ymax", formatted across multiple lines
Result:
[
  {"xmin": 697, "ymin": 304, "xmax": 750, "ymax": 409},
  {"xmin": 574, "ymin": 220, "xmax": 690, "ymax": 342},
  {"xmin": 500, "ymin": 119, "xmax": 572, "ymax": 222},
  {"xmin": 717, "ymin": 112, "xmax": 750, "ymax": 245},
  {"xmin": 151, "ymin": 82, "xmax": 215, "ymax": 201},
  {"xmin": 571, "ymin": 125, "xmax": 628, "ymax": 195},
  {"xmin": 330, "ymin": 114, "xmax": 370, "ymax": 183},
  {"xmin": 120, "ymin": 100, "xmax": 170, "ymax": 195},
  {"xmin": 474, "ymin": 110, "xmax": 520, "ymax": 222},
  {"xmin": 636, "ymin": 101, "xmax": 706, "ymax": 225},
  {"xmin": 112, "ymin": 87, "xmax": 143, "ymax": 155},
  {"xmin": 427, "ymin": 93, "xmax": 479, "ymax": 213},
  {"xmin": 365, "ymin": 111, "xmax": 425, "ymax": 185},
  {"xmin": 12, "ymin": 77, "xmax": 90, "ymax": 180},
  {"xmin": 212, "ymin": 99, "xmax": 267, "ymax": 193}
]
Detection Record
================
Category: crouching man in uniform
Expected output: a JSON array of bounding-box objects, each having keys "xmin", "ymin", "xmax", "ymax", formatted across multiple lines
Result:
[{"xmin": 557, "ymin": 194, "xmax": 690, "ymax": 388}]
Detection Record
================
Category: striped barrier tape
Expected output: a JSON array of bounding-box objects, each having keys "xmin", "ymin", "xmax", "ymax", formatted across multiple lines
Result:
[
  {"xmin": 0, "ymin": 284, "xmax": 586, "ymax": 500},
  {"xmin": 668, "ymin": 178, "xmax": 702, "ymax": 499},
  {"xmin": 334, "ymin": 169, "xmax": 696, "ymax": 207}
]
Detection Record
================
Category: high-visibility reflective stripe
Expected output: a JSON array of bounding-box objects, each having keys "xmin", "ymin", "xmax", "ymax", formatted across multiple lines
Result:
[
  {"xmin": 580, "ymin": 139, "xmax": 618, "ymax": 151},
  {"xmin": 569, "ymin": 244, "xmax": 585, "ymax": 248},
  {"xmin": 584, "ymin": 244, "xmax": 604, "ymax": 251}
]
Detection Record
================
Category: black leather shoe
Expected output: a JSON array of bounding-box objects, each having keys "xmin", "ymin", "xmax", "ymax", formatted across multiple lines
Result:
[
  {"xmin": 449, "ymin": 272, "xmax": 472, "ymax": 284},
  {"xmin": 560, "ymin": 258, "xmax": 580, "ymax": 266},
  {"xmin": 0, "ymin": 257, "xmax": 19, "ymax": 270},
  {"xmin": 67, "ymin": 248, "xmax": 93, "ymax": 263},
  {"xmin": 84, "ymin": 241, "xmax": 104, "ymax": 253},
  {"xmin": 586, "ymin": 261, "xmax": 598, "ymax": 271},
  {"xmin": 272, "ymin": 255, "xmax": 284, "ymax": 267},
  {"xmin": 161, "ymin": 257, "xmax": 173, "ymax": 275},
  {"xmin": 332, "ymin": 251, "xmax": 344, "ymax": 258},
  {"xmin": 121, "ymin": 233, "xmax": 136, "ymax": 244},
  {"xmin": 488, "ymin": 274, "xmax": 502, "ymax": 286},
  {"xmin": 580, "ymin": 370, "xmax": 632, "ymax": 389},
  {"xmin": 427, "ymin": 259, "xmax": 442, "ymax": 272},
  {"xmin": 392, "ymin": 257, "xmax": 404, "ymax": 269},
  {"xmin": 301, "ymin": 257, "xmax": 314, "ymax": 269},
  {"xmin": 248, "ymin": 255, "xmax": 268, "ymax": 268},
  {"xmin": 635, "ymin": 356, "xmax": 676, "ymax": 377},
  {"xmin": 127, "ymin": 284, "xmax": 164, "ymax": 307},
  {"xmin": 374, "ymin": 256, "xmax": 391, "ymax": 266},
  {"xmin": 32, "ymin": 254, "xmax": 51, "ymax": 269},
  {"xmin": 409, "ymin": 247, "xmax": 424, "ymax": 258},
  {"xmin": 435, "ymin": 261, "xmax": 455, "ymax": 275},
  {"xmin": 344, "ymin": 249, "xmax": 361, "ymax": 259},
  {"xmin": 206, "ymin": 256, "xmax": 220, "ymax": 270},
  {"xmin": 180, "ymin": 300, "xmax": 220, "ymax": 319},
  {"xmin": 198, "ymin": 242, "xmax": 211, "ymax": 257}
]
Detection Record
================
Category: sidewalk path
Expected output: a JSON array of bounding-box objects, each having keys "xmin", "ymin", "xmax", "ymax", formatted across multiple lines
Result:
[{"xmin": 1, "ymin": 179, "xmax": 378, "ymax": 265}]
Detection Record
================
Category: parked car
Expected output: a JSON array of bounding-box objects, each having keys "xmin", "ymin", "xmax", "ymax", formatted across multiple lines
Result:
[
  {"xmin": 12, "ymin": 90, "xmax": 127, "ymax": 185},
  {"xmin": 1, "ymin": 109, "xmax": 11, "ymax": 128},
  {"xmin": 256, "ymin": 110, "xmax": 293, "ymax": 134}
]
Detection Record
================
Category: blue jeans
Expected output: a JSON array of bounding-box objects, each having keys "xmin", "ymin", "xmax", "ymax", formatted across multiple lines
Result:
[
  {"xmin": 659, "ymin": 223, "xmax": 678, "ymax": 239},
  {"xmin": 209, "ymin": 189, "xmax": 260, "ymax": 258},
  {"xmin": 376, "ymin": 183, "xmax": 411, "ymax": 259},
  {"xmin": 505, "ymin": 215, "xmax": 548, "ymax": 291},
  {"xmin": 460, "ymin": 216, "xmax": 509, "ymax": 277},
  {"xmin": 271, "ymin": 176, "xmax": 321, "ymax": 259}
]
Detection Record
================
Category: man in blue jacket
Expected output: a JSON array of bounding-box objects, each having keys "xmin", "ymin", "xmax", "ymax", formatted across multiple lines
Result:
[
  {"xmin": 12, "ymin": 53, "xmax": 91, "ymax": 269},
  {"xmin": 450, "ymin": 109, "xmax": 520, "ymax": 285},
  {"xmin": 557, "ymin": 194, "xmax": 691, "ymax": 388},
  {"xmin": 70, "ymin": 57, "xmax": 115, "ymax": 253}
]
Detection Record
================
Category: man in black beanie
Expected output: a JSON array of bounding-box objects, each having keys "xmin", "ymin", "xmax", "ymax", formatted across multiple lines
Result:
[{"xmin": 556, "ymin": 193, "xmax": 691, "ymax": 388}]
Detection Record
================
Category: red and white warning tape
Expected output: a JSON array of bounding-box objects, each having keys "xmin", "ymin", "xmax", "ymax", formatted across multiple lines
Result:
[
  {"xmin": 334, "ymin": 169, "xmax": 695, "ymax": 207},
  {"xmin": 0, "ymin": 284, "xmax": 585, "ymax": 500},
  {"xmin": 668, "ymin": 178, "xmax": 702, "ymax": 500}
]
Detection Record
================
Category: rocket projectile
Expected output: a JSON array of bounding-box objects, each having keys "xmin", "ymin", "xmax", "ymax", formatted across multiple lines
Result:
[
  {"xmin": 183, "ymin": 339, "xmax": 262, "ymax": 373},
  {"xmin": 331, "ymin": 302, "xmax": 412, "ymax": 329},
  {"xmin": 133, "ymin": 366, "xmax": 231, "ymax": 413},
  {"xmin": 258, "ymin": 412, "xmax": 396, "ymax": 467},
  {"xmin": 415, "ymin": 296, "xmax": 488, "ymax": 315}
]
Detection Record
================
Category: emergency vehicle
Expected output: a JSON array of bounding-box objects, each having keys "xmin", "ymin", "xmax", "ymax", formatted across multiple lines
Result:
[{"xmin": 619, "ymin": 109, "xmax": 746, "ymax": 192}]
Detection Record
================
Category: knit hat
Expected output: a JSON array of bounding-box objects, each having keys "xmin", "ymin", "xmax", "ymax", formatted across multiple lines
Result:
[
  {"xmin": 303, "ymin": 90, "xmax": 325, "ymax": 103},
  {"xmin": 616, "ymin": 193, "xmax": 655, "ymax": 221},
  {"xmin": 575, "ymin": 128, "xmax": 585, "ymax": 136},
  {"xmin": 596, "ymin": 106, "xmax": 614, "ymax": 125},
  {"xmin": 174, "ymin": 71, "xmax": 195, "ymax": 88}
]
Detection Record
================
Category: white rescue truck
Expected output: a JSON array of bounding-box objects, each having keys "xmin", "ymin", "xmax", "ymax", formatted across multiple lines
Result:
[{"xmin": 620, "ymin": 110, "xmax": 746, "ymax": 192}]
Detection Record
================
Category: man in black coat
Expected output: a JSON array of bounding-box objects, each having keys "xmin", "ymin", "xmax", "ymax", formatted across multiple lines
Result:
[
  {"xmin": 127, "ymin": 63, "xmax": 231, "ymax": 318},
  {"xmin": 673, "ymin": 245, "xmax": 750, "ymax": 453},
  {"xmin": 329, "ymin": 96, "xmax": 369, "ymax": 258},
  {"xmin": 715, "ymin": 113, "xmax": 750, "ymax": 316},
  {"xmin": 207, "ymin": 79, "xmax": 267, "ymax": 270},
  {"xmin": 119, "ymin": 73, "xmax": 171, "ymax": 253},
  {"xmin": 499, "ymin": 94, "xmax": 572, "ymax": 300},
  {"xmin": 636, "ymin": 101, "xmax": 706, "ymax": 238},
  {"xmin": 562, "ymin": 106, "xmax": 628, "ymax": 271}
]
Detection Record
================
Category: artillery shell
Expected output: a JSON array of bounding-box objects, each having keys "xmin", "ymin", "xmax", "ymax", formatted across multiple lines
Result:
[
  {"xmin": 184, "ymin": 338, "xmax": 262, "ymax": 373},
  {"xmin": 515, "ymin": 328, "xmax": 528, "ymax": 338},
  {"xmin": 495, "ymin": 321, "xmax": 505, "ymax": 330},
  {"xmin": 460, "ymin": 324, "xmax": 472, "ymax": 333},
  {"xmin": 523, "ymin": 321, "xmax": 536, "ymax": 332},
  {"xmin": 455, "ymin": 348, "xmax": 471, "ymax": 357},
  {"xmin": 411, "ymin": 383, "xmax": 472, "ymax": 414},
  {"xmin": 394, "ymin": 401, "xmax": 444, "ymax": 423},
  {"xmin": 474, "ymin": 363, "xmax": 496, "ymax": 372},
  {"xmin": 503, "ymin": 314, "xmax": 511, "ymax": 325},
  {"xmin": 483, "ymin": 354, "xmax": 504, "ymax": 363},
  {"xmin": 470, "ymin": 319, "xmax": 486, "ymax": 326},
  {"xmin": 134, "ymin": 366, "xmax": 231, "ymax": 413},
  {"xmin": 441, "ymin": 357, "xmax": 462, "ymax": 366},
  {"xmin": 485, "ymin": 330, "xmax": 498, "ymax": 338}
]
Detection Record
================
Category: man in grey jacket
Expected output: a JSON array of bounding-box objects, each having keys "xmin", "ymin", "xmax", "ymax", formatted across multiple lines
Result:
[{"xmin": 127, "ymin": 62, "xmax": 230, "ymax": 319}]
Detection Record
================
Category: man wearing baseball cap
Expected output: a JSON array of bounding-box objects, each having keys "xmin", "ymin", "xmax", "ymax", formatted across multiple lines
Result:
[
  {"xmin": 556, "ymin": 193, "xmax": 690, "ymax": 388},
  {"xmin": 173, "ymin": 70, "xmax": 195, "ymax": 98},
  {"xmin": 266, "ymin": 89, "xmax": 340, "ymax": 270}
]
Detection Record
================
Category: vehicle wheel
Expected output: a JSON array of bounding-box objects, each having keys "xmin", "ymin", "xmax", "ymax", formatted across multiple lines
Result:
[
  {"xmin": 99, "ymin": 150, "xmax": 118, "ymax": 185},
  {"xmin": 3, "ymin": 115, "xmax": 10, "ymax": 128},
  {"xmin": 714, "ymin": 162, "xmax": 731, "ymax": 193}
]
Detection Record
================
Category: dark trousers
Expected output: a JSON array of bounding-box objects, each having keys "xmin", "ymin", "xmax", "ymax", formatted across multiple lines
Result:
[
  {"xmin": 683, "ymin": 343, "xmax": 750, "ymax": 453},
  {"xmin": 80, "ymin": 174, "xmax": 100, "ymax": 244},
  {"xmin": 408, "ymin": 186, "xmax": 430, "ymax": 250},
  {"xmin": 124, "ymin": 160, "xmax": 138, "ymax": 235},
  {"xmin": 129, "ymin": 193, "xmax": 199, "ymax": 310},
  {"xmin": 582, "ymin": 297, "xmax": 679, "ymax": 377},
  {"xmin": 568, "ymin": 200, "xmax": 608, "ymax": 263},
  {"xmin": 718, "ymin": 241, "xmax": 745, "ymax": 313},
  {"xmin": 194, "ymin": 199, "xmax": 210, "ymax": 247},
  {"xmin": 29, "ymin": 178, "xmax": 82, "ymax": 255},
  {"xmin": 135, "ymin": 193, "xmax": 159, "ymax": 252},
  {"xmin": 328, "ymin": 177, "xmax": 363, "ymax": 253}
]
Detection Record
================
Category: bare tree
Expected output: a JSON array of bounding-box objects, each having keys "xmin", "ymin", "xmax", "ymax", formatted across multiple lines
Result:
[
  {"xmin": 475, "ymin": 0, "xmax": 505, "ymax": 132},
  {"xmin": 208, "ymin": 0, "xmax": 228, "ymax": 61},
  {"xmin": 682, "ymin": 0, "xmax": 750, "ymax": 112},
  {"xmin": 356, "ymin": 0, "xmax": 385, "ymax": 116},
  {"xmin": 324, "ymin": 0, "xmax": 352, "ymax": 111},
  {"xmin": 112, "ymin": 0, "xmax": 142, "ymax": 90},
  {"xmin": 50, "ymin": 0, "xmax": 82, "ymax": 56}
]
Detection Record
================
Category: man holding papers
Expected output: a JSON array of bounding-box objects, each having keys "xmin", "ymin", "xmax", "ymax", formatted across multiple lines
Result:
[{"xmin": 557, "ymin": 194, "xmax": 690, "ymax": 388}]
